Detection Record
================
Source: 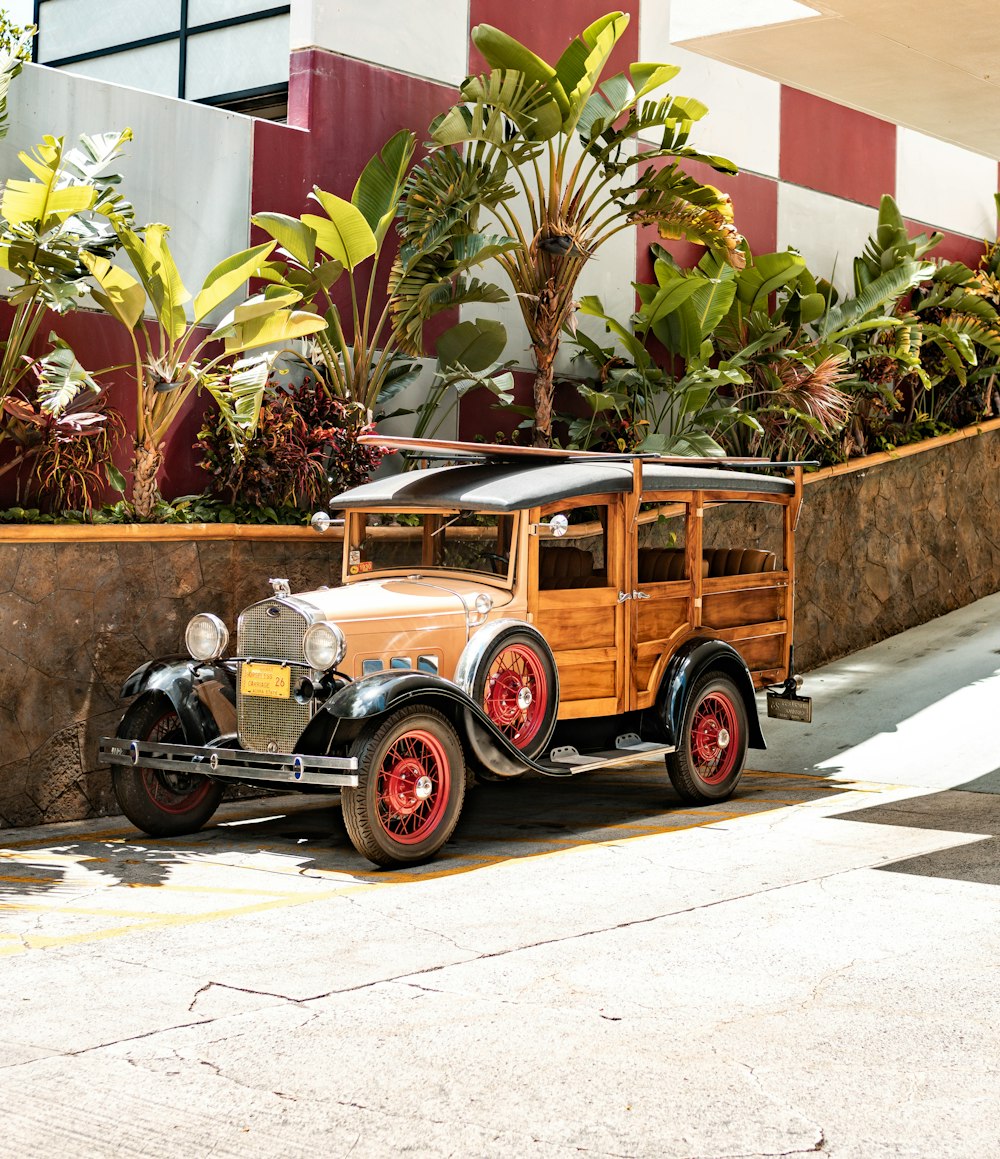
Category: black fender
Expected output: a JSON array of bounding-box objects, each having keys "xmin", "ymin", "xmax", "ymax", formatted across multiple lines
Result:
[
  {"xmin": 120, "ymin": 657, "xmax": 237, "ymax": 745},
  {"xmin": 656, "ymin": 638, "xmax": 766, "ymax": 750},
  {"xmin": 317, "ymin": 671, "xmax": 571, "ymax": 777}
]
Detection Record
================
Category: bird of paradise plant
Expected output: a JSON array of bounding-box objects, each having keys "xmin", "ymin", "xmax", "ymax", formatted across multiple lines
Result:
[{"xmin": 395, "ymin": 11, "xmax": 746, "ymax": 444}]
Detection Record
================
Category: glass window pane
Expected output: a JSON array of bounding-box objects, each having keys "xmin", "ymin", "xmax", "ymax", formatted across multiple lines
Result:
[
  {"xmin": 57, "ymin": 41, "xmax": 181, "ymax": 99},
  {"xmin": 184, "ymin": 15, "xmax": 289, "ymax": 100},
  {"xmin": 39, "ymin": 0, "xmax": 181, "ymax": 61}
]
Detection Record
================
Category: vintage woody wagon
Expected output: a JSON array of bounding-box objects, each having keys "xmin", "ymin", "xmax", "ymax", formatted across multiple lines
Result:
[{"xmin": 100, "ymin": 437, "xmax": 810, "ymax": 867}]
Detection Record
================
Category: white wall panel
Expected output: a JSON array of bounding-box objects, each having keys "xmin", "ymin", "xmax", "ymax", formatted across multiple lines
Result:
[
  {"xmin": 777, "ymin": 183, "xmax": 878, "ymax": 296},
  {"xmin": 639, "ymin": 0, "xmax": 781, "ymax": 178},
  {"xmin": 38, "ymin": 0, "xmax": 180, "ymax": 60},
  {"xmin": 0, "ymin": 64, "xmax": 253, "ymax": 320},
  {"xmin": 896, "ymin": 129, "xmax": 997, "ymax": 239},
  {"xmin": 185, "ymin": 15, "xmax": 289, "ymax": 99},
  {"xmin": 58, "ymin": 43, "xmax": 180, "ymax": 100},
  {"xmin": 289, "ymin": 0, "xmax": 468, "ymax": 86},
  {"xmin": 189, "ymin": 0, "xmax": 284, "ymax": 24}
]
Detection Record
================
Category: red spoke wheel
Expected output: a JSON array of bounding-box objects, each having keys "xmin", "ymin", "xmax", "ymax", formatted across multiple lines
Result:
[
  {"xmin": 112, "ymin": 694, "xmax": 223, "ymax": 837},
  {"xmin": 342, "ymin": 707, "xmax": 466, "ymax": 868},
  {"xmin": 666, "ymin": 673, "xmax": 748, "ymax": 804},
  {"xmin": 471, "ymin": 631, "xmax": 558, "ymax": 761}
]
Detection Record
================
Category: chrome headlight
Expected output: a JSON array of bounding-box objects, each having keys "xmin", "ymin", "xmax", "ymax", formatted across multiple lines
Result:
[
  {"xmin": 302, "ymin": 621, "xmax": 347, "ymax": 671},
  {"xmin": 185, "ymin": 613, "xmax": 229, "ymax": 661}
]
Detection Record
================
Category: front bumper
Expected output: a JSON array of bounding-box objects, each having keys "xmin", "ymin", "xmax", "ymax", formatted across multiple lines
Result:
[{"xmin": 98, "ymin": 736, "xmax": 359, "ymax": 788}]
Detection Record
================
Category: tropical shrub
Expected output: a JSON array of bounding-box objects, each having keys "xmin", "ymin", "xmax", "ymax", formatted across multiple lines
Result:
[
  {"xmin": 1, "ymin": 337, "xmax": 123, "ymax": 512},
  {"xmin": 252, "ymin": 130, "xmax": 510, "ymax": 425},
  {"xmin": 84, "ymin": 224, "xmax": 327, "ymax": 516},
  {"xmin": 197, "ymin": 370, "xmax": 383, "ymax": 510}
]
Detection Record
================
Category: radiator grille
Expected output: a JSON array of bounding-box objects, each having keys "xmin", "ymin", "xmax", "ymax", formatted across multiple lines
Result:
[{"xmin": 236, "ymin": 598, "xmax": 313, "ymax": 753}]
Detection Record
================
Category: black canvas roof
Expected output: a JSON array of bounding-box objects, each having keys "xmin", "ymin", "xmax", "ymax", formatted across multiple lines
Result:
[{"xmin": 334, "ymin": 460, "xmax": 794, "ymax": 513}]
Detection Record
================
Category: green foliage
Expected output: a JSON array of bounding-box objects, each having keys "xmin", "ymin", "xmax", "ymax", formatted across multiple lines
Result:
[
  {"xmin": 83, "ymin": 214, "xmax": 326, "ymax": 516},
  {"xmin": 253, "ymin": 129, "xmax": 511, "ymax": 422},
  {"xmin": 196, "ymin": 370, "xmax": 384, "ymax": 509},
  {"xmin": 0, "ymin": 131, "xmax": 132, "ymax": 504}
]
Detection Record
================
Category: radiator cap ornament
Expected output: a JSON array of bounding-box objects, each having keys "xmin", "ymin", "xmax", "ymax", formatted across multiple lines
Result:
[{"xmin": 269, "ymin": 577, "xmax": 291, "ymax": 597}]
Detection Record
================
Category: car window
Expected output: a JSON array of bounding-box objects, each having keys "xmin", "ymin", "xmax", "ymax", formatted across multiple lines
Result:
[
  {"xmin": 537, "ymin": 503, "xmax": 612, "ymax": 590},
  {"xmin": 348, "ymin": 511, "xmax": 514, "ymax": 580}
]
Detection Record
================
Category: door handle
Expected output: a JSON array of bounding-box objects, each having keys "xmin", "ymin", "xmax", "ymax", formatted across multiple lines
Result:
[
  {"xmin": 632, "ymin": 590, "xmax": 651, "ymax": 600},
  {"xmin": 618, "ymin": 590, "xmax": 632, "ymax": 603}
]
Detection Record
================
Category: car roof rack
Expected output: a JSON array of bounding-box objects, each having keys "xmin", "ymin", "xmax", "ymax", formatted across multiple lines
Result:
[{"xmin": 359, "ymin": 434, "xmax": 817, "ymax": 470}]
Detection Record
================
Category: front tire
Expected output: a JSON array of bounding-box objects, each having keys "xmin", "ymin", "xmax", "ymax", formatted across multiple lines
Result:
[
  {"xmin": 665, "ymin": 673, "xmax": 748, "ymax": 804},
  {"xmin": 112, "ymin": 694, "xmax": 224, "ymax": 837},
  {"xmin": 470, "ymin": 630, "xmax": 558, "ymax": 760},
  {"xmin": 341, "ymin": 706, "xmax": 466, "ymax": 868}
]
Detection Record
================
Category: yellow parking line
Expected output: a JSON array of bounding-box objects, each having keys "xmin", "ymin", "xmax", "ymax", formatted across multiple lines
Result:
[
  {"xmin": 0, "ymin": 902, "xmax": 211, "ymax": 919},
  {"xmin": 0, "ymin": 881, "xmax": 388, "ymax": 958}
]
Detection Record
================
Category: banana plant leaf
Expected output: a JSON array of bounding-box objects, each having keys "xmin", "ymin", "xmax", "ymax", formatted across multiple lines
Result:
[
  {"xmin": 118, "ymin": 224, "xmax": 190, "ymax": 341},
  {"xmin": 352, "ymin": 129, "xmax": 416, "ymax": 246},
  {"xmin": 81, "ymin": 252, "xmax": 146, "ymax": 331},
  {"xmin": 193, "ymin": 241, "xmax": 275, "ymax": 324},
  {"xmin": 471, "ymin": 22, "xmax": 570, "ymax": 120},
  {"xmin": 436, "ymin": 318, "xmax": 507, "ymax": 372},
  {"xmin": 251, "ymin": 212, "xmax": 317, "ymax": 268},
  {"xmin": 304, "ymin": 188, "xmax": 377, "ymax": 271}
]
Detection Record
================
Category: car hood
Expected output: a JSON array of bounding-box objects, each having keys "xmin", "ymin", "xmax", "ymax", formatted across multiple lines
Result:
[{"xmin": 291, "ymin": 576, "xmax": 509, "ymax": 626}]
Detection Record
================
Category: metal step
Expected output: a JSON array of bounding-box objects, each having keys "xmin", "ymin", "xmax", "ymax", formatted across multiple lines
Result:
[{"xmin": 538, "ymin": 734, "xmax": 675, "ymax": 776}]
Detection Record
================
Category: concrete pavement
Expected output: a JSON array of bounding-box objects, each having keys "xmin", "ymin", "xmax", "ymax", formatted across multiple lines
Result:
[{"xmin": 2, "ymin": 597, "xmax": 1000, "ymax": 1157}]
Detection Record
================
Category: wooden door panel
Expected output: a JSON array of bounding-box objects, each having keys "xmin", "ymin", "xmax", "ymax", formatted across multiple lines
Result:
[{"xmin": 702, "ymin": 582, "xmax": 784, "ymax": 631}]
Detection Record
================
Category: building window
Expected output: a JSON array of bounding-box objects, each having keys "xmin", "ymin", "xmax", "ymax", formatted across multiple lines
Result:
[{"xmin": 32, "ymin": 0, "xmax": 290, "ymax": 119}]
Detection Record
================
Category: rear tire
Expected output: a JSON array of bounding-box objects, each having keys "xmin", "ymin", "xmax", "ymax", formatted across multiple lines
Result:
[
  {"xmin": 112, "ymin": 694, "xmax": 223, "ymax": 837},
  {"xmin": 665, "ymin": 672, "xmax": 748, "ymax": 804},
  {"xmin": 341, "ymin": 706, "xmax": 466, "ymax": 868}
]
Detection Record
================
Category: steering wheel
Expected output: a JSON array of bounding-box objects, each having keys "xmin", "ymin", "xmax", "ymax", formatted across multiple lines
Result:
[{"xmin": 480, "ymin": 552, "xmax": 510, "ymax": 575}]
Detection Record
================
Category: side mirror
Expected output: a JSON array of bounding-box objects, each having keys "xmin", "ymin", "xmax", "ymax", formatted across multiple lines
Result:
[
  {"xmin": 310, "ymin": 511, "xmax": 331, "ymax": 533},
  {"xmin": 528, "ymin": 513, "xmax": 570, "ymax": 537}
]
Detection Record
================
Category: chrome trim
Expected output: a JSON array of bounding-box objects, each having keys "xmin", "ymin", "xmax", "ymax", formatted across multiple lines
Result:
[
  {"xmin": 185, "ymin": 612, "xmax": 229, "ymax": 661},
  {"xmin": 453, "ymin": 617, "xmax": 549, "ymax": 698},
  {"xmin": 99, "ymin": 737, "xmax": 359, "ymax": 788}
]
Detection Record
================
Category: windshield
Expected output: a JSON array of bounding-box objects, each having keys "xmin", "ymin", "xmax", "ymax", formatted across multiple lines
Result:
[{"xmin": 346, "ymin": 511, "xmax": 515, "ymax": 582}]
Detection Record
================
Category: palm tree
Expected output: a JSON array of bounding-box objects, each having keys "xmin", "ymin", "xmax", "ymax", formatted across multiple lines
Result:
[{"xmin": 395, "ymin": 11, "xmax": 746, "ymax": 444}]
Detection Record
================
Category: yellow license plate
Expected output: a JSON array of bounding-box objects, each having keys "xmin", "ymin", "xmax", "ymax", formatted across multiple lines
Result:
[{"xmin": 241, "ymin": 662, "xmax": 291, "ymax": 699}]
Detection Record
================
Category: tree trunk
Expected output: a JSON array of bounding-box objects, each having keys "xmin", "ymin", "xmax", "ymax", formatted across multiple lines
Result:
[
  {"xmin": 132, "ymin": 439, "xmax": 163, "ymax": 519},
  {"xmin": 531, "ymin": 357, "xmax": 556, "ymax": 447}
]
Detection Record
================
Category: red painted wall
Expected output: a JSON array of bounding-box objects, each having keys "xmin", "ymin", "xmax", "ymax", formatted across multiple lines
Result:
[
  {"xmin": 469, "ymin": 1, "xmax": 640, "ymax": 78},
  {"xmin": 781, "ymin": 87, "xmax": 896, "ymax": 207}
]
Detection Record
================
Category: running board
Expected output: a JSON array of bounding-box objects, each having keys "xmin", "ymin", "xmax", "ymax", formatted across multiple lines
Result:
[{"xmin": 537, "ymin": 734, "xmax": 674, "ymax": 777}]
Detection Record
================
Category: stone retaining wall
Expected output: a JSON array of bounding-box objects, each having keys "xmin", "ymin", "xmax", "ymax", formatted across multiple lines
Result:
[
  {"xmin": 0, "ymin": 531, "xmax": 340, "ymax": 828},
  {"xmin": 2, "ymin": 421, "xmax": 999, "ymax": 827}
]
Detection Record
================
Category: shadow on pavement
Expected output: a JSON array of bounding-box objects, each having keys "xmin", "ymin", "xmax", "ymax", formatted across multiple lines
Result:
[
  {"xmin": 0, "ymin": 767, "xmax": 852, "ymax": 899},
  {"xmin": 831, "ymin": 789, "xmax": 1000, "ymax": 886}
]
